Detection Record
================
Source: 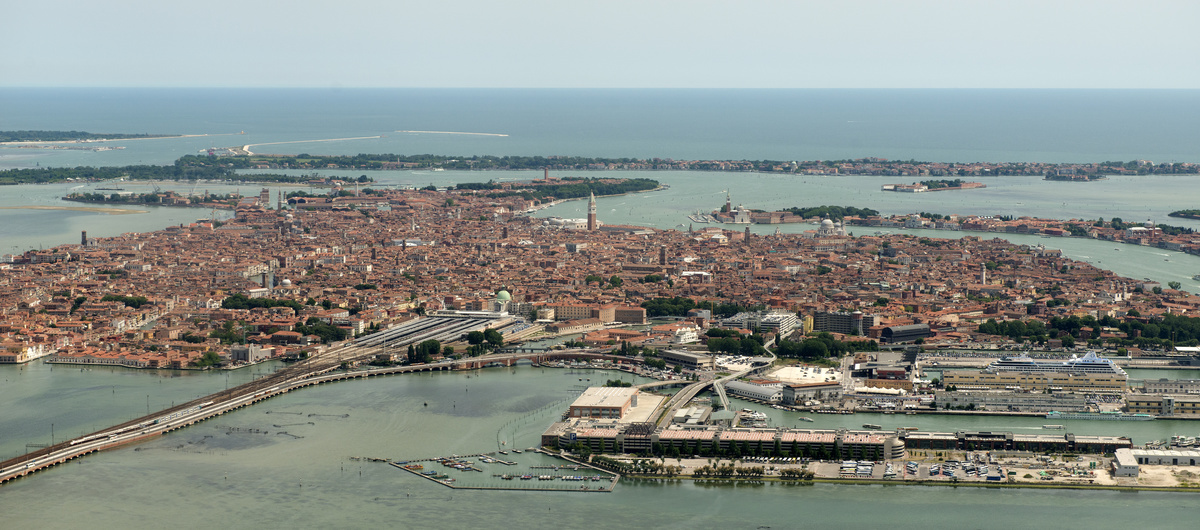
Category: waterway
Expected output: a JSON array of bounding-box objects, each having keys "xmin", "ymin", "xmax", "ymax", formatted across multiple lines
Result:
[{"xmin": 1, "ymin": 362, "xmax": 1197, "ymax": 528}]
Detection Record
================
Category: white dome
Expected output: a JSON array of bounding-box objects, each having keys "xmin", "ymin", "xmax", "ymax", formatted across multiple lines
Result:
[{"xmin": 821, "ymin": 219, "xmax": 835, "ymax": 228}]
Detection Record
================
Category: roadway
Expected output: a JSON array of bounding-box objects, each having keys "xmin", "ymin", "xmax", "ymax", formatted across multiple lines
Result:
[
  {"xmin": 0, "ymin": 346, "xmax": 631, "ymax": 486},
  {"xmin": 651, "ymin": 353, "xmax": 775, "ymax": 429}
]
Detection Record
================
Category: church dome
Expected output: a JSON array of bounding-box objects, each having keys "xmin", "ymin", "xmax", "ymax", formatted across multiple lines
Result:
[
  {"xmin": 495, "ymin": 290, "xmax": 512, "ymax": 301},
  {"xmin": 821, "ymin": 219, "xmax": 835, "ymax": 228}
]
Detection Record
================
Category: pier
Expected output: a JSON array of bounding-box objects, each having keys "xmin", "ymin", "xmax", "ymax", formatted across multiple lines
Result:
[{"xmin": 387, "ymin": 450, "xmax": 619, "ymax": 492}]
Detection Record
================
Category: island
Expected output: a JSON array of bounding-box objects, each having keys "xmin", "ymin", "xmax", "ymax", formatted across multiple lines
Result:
[
  {"xmin": 0, "ymin": 130, "xmax": 182, "ymax": 143},
  {"xmin": 881, "ymin": 179, "xmax": 986, "ymax": 192},
  {"xmin": 1168, "ymin": 210, "xmax": 1200, "ymax": 221},
  {"xmin": 181, "ymin": 152, "xmax": 1200, "ymax": 177}
]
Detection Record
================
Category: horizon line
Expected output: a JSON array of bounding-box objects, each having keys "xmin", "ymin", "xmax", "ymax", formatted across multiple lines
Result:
[{"xmin": 2, "ymin": 86, "xmax": 1199, "ymax": 91}]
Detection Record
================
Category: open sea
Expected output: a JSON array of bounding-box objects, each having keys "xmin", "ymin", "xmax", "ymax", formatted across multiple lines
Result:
[{"xmin": 3, "ymin": 88, "xmax": 1200, "ymax": 527}]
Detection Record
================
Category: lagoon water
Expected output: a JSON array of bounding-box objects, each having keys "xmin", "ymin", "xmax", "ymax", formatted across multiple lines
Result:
[
  {"xmin": 4, "ymin": 88, "xmax": 1200, "ymax": 525},
  {"xmin": 2, "ymin": 362, "xmax": 1198, "ymax": 529}
]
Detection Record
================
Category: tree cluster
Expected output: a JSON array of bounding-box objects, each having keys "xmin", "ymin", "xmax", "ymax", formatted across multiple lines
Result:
[
  {"xmin": 221, "ymin": 294, "xmax": 303, "ymax": 313},
  {"xmin": 783, "ymin": 205, "xmax": 878, "ymax": 220},
  {"xmin": 640, "ymin": 297, "xmax": 763, "ymax": 318},
  {"xmin": 775, "ymin": 332, "xmax": 878, "ymax": 359}
]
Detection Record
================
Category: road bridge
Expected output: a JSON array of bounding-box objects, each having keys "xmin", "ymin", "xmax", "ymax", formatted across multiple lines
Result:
[
  {"xmin": 652, "ymin": 354, "xmax": 776, "ymax": 429},
  {"xmin": 0, "ymin": 348, "xmax": 635, "ymax": 486}
]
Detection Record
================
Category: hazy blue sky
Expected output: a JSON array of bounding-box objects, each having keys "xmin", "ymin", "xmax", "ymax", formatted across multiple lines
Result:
[{"xmin": 5, "ymin": 0, "xmax": 1198, "ymax": 88}]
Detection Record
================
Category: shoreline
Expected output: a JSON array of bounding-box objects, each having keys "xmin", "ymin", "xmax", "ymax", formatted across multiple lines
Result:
[
  {"xmin": 625, "ymin": 474, "xmax": 1200, "ymax": 493},
  {"xmin": 0, "ymin": 205, "xmax": 148, "ymax": 215}
]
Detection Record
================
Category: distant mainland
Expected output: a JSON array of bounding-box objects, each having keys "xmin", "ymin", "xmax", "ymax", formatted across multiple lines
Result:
[{"xmin": 4, "ymin": 143, "xmax": 1200, "ymax": 187}]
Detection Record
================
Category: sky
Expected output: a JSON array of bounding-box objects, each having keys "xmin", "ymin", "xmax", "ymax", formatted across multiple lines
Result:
[{"xmin": 4, "ymin": 0, "xmax": 1199, "ymax": 88}]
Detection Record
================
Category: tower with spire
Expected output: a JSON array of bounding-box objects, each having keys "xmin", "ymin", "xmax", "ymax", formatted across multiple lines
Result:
[{"xmin": 587, "ymin": 192, "xmax": 597, "ymax": 231}]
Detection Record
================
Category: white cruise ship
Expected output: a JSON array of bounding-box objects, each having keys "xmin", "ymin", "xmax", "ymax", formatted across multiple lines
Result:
[
  {"xmin": 1045, "ymin": 411, "xmax": 1155, "ymax": 421},
  {"xmin": 984, "ymin": 351, "xmax": 1126, "ymax": 377}
]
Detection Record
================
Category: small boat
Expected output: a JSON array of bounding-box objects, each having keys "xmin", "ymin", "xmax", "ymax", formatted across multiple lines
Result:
[
  {"xmin": 863, "ymin": 424, "xmax": 882, "ymax": 430},
  {"xmin": 798, "ymin": 417, "xmax": 814, "ymax": 422},
  {"xmin": 1043, "ymin": 424, "xmax": 1065, "ymax": 430}
]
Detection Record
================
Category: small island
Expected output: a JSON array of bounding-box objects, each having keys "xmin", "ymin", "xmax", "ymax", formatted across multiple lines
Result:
[
  {"xmin": 1044, "ymin": 173, "xmax": 1108, "ymax": 182},
  {"xmin": 1168, "ymin": 210, "xmax": 1200, "ymax": 221},
  {"xmin": 0, "ymin": 130, "xmax": 182, "ymax": 143},
  {"xmin": 882, "ymin": 179, "xmax": 986, "ymax": 192}
]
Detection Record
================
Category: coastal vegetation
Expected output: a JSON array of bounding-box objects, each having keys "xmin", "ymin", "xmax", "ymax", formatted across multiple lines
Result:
[
  {"xmin": 468, "ymin": 177, "xmax": 660, "ymax": 201},
  {"xmin": 64, "ymin": 191, "xmax": 239, "ymax": 206},
  {"xmin": 190, "ymin": 152, "xmax": 1200, "ymax": 177},
  {"xmin": 920, "ymin": 178, "xmax": 968, "ymax": 189},
  {"xmin": 0, "ymin": 163, "xmax": 304, "ymax": 185},
  {"xmin": 1168, "ymin": 210, "xmax": 1200, "ymax": 221},
  {"xmin": 0, "ymin": 130, "xmax": 179, "ymax": 142},
  {"xmin": 782, "ymin": 205, "xmax": 878, "ymax": 219}
]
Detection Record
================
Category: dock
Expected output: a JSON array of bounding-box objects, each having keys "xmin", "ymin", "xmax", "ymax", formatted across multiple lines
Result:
[{"xmin": 388, "ymin": 450, "xmax": 619, "ymax": 492}]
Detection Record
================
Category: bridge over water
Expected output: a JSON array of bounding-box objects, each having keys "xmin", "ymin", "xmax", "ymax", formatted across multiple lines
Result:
[{"xmin": 0, "ymin": 347, "xmax": 633, "ymax": 486}]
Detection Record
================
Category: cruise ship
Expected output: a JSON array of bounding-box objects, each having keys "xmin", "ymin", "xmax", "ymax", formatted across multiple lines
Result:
[
  {"xmin": 984, "ymin": 351, "xmax": 1127, "ymax": 376},
  {"xmin": 1045, "ymin": 411, "xmax": 1156, "ymax": 421}
]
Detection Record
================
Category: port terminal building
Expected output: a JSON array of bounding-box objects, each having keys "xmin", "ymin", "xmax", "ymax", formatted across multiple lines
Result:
[
  {"xmin": 1126, "ymin": 394, "xmax": 1200, "ymax": 416},
  {"xmin": 543, "ymin": 420, "xmax": 906, "ymax": 460},
  {"xmin": 901, "ymin": 430, "xmax": 1130, "ymax": 453},
  {"xmin": 933, "ymin": 390, "xmax": 1090, "ymax": 413},
  {"xmin": 942, "ymin": 371, "xmax": 1127, "ymax": 393},
  {"xmin": 567, "ymin": 387, "xmax": 640, "ymax": 420}
]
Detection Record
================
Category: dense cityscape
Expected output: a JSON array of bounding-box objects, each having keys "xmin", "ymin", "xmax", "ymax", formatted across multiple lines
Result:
[{"xmin": 5, "ymin": 170, "xmax": 1200, "ymax": 491}]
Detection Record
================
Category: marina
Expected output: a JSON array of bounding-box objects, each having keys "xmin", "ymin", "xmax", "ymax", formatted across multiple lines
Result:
[{"xmin": 389, "ymin": 450, "xmax": 619, "ymax": 492}]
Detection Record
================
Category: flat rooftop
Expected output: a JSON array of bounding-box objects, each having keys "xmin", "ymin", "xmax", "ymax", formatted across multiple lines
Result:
[
  {"xmin": 767, "ymin": 365, "xmax": 842, "ymax": 385},
  {"xmin": 570, "ymin": 386, "xmax": 639, "ymax": 408}
]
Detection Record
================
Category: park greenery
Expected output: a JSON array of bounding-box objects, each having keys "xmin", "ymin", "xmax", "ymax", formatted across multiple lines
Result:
[
  {"xmin": 100, "ymin": 294, "xmax": 150, "ymax": 309},
  {"xmin": 464, "ymin": 328, "xmax": 505, "ymax": 356},
  {"xmin": 973, "ymin": 313, "xmax": 1200, "ymax": 349},
  {"xmin": 473, "ymin": 177, "xmax": 659, "ymax": 201},
  {"xmin": 407, "ymin": 340, "xmax": 441, "ymax": 364},
  {"xmin": 704, "ymin": 328, "xmax": 768, "ymax": 355},
  {"xmin": 775, "ymin": 332, "xmax": 879, "ymax": 359},
  {"xmin": 782, "ymin": 205, "xmax": 878, "ymax": 220},
  {"xmin": 919, "ymin": 178, "xmax": 968, "ymax": 189},
  {"xmin": 640, "ymin": 297, "xmax": 764, "ymax": 318},
  {"xmin": 221, "ymin": 294, "xmax": 303, "ymax": 313}
]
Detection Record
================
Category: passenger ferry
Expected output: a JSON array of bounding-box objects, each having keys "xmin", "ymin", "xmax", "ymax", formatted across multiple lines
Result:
[{"xmin": 1045, "ymin": 411, "xmax": 1156, "ymax": 421}]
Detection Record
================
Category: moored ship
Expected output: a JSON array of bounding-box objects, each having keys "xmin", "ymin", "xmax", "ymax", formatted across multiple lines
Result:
[{"xmin": 1045, "ymin": 411, "xmax": 1155, "ymax": 421}]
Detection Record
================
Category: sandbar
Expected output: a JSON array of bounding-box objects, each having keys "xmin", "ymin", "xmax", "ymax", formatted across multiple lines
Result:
[{"xmin": 0, "ymin": 205, "xmax": 148, "ymax": 215}]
